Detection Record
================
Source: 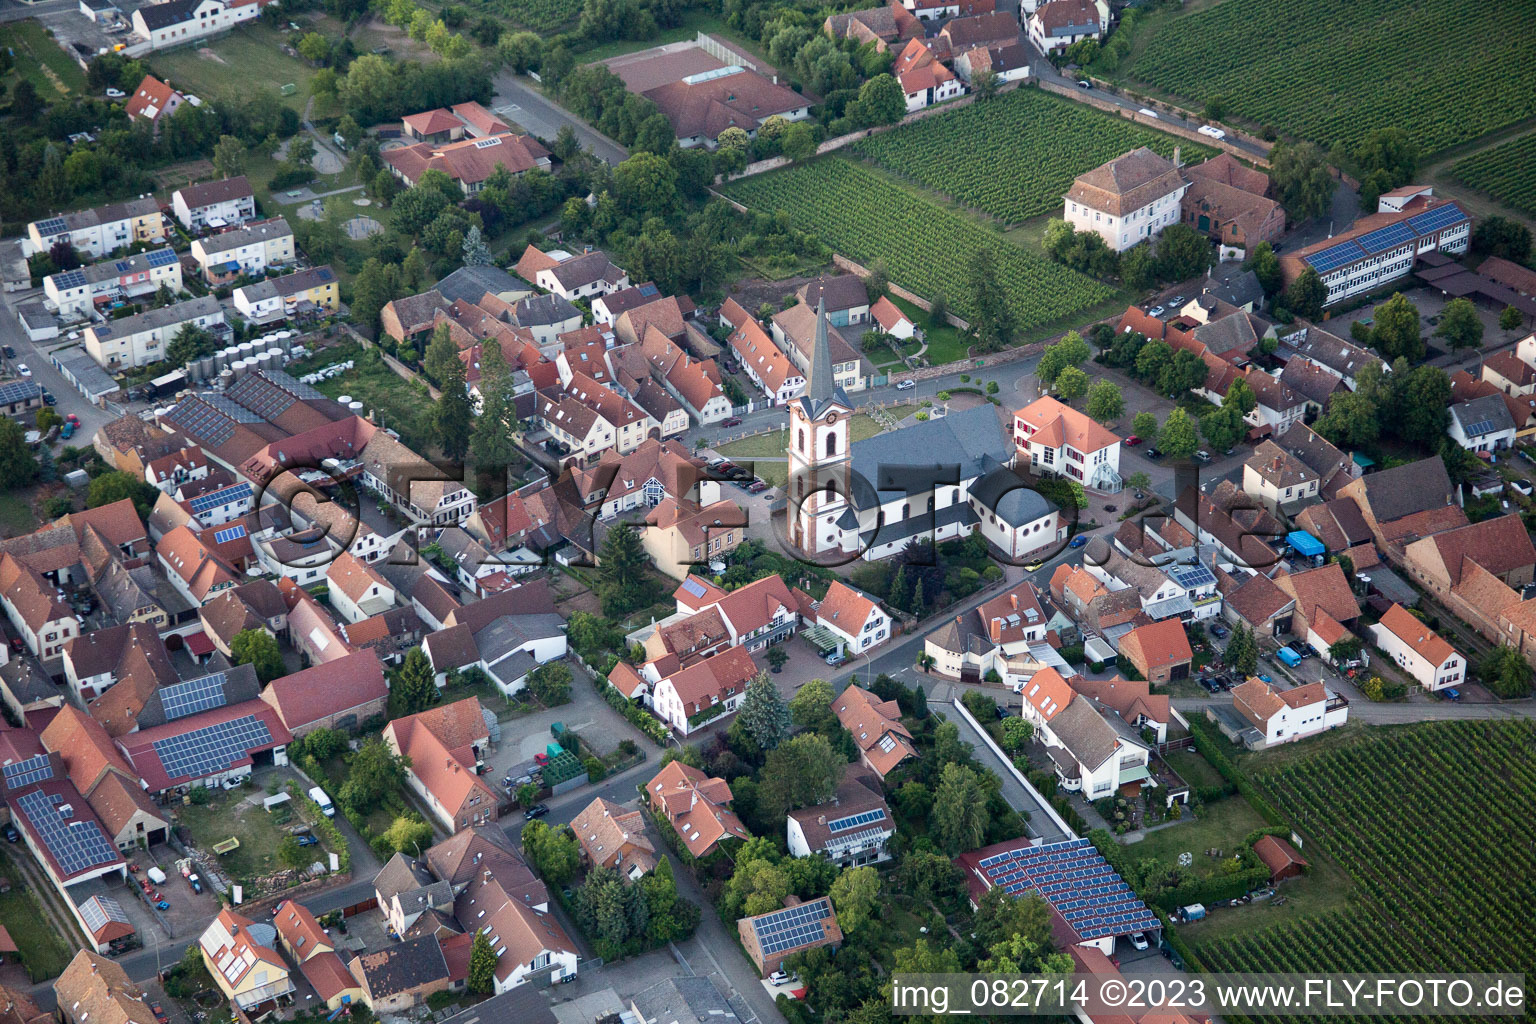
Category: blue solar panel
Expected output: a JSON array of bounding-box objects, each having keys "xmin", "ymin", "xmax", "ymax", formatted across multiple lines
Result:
[
  {"xmin": 1304, "ymin": 240, "xmax": 1365, "ymax": 273},
  {"xmin": 1355, "ymin": 222, "xmax": 1415, "ymax": 254},
  {"xmin": 35, "ymin": 218, "xmax": 67, "ymax": 237},
  {"xmin": 751, "ymin": 897, "xmax": 834, "ymax": 955},
  {"xmin": 827, "ymin": 808, "xmax": 886, "ymax": 833},
  {"xmin": 146, "ymin": 248, "xmax": 179, "ymax": 268},
  {"xmin": 2, "ymin": 754, "xmax": 53, "ymax": 789},
  {"xmin": 16, "ymin": 789, "xmax": 118, "ymax": 876},
  {"xmin": 213, "ymin": 523, "xmax": 247, "ymax": 544},
  {"xmin": 152, "ymin": 714, "xmax": 272, "ymax": 782},
  {"xmin": 52, "ymin": 270, "xmax": 87, "ymax": 289},
  {"xmin": 190, "ymin": 482, "xmax": 252, "ymax": 515},
  {"xmin": 1408, "ymin": 204, "xmax": 1467, "ymax": 235},
  {"xmin": 159, "ymin": 673, "xmax": 229, "ymax": 721}
]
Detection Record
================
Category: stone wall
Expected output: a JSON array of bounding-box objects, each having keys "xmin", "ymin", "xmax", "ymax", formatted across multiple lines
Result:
[{"xmin": 1037, "ymin": 78, "xmax": 1273, "ymax": 168}]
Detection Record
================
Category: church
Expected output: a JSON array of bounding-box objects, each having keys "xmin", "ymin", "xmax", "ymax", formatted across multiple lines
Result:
[{"xmin": 786, "ymin": 302, "xmax": 1066, "ymax": 563}]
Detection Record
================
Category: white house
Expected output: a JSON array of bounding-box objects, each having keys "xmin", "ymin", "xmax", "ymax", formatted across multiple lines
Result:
[
  {"xmin": 83, "ymin": 295, "xmax": 224, "ymax": 370},
  {"xmin": 1013, "ymin": 395, "xmax": 1123, "ymax": 491},
  {"xmin": 892, "ymin": 38, "xmax": 963, "ymax": 112},
  {"xmin": 1020, "ymin": 668, "xmax": 1151, "ymax": 800},
  {"xmin": 132, "ymin": 0, "xmax": 271, "ymax": 51},
  {"xmin": 1064, "ymin": 147, "xmax": 1189, "ymax": 253},
  {"xmin": 785, "ymin": 766, "xmax": 893, "ymax": 868},
  {"xmin": 1231, "ymin": 677, "xmax": 1348, "ymax": 746},
  {"xmin": 814, "ymin": 581, "xmax": 890, "ymax": 656},
  {"xmin": 1026, "ymin": 0, "xmax": 1103, "ymax": 54},
  {"xmin": 1448, "ymin": 394, "xmax": 1517, "ymax": 453},
  {"xmin": 190, "ymin": 217, "xmax": 294, "ymax": 283},
  {"xmin": 870, "ymin": 296, "xmax": 918, "ymax": 342},
  {"xmin": 171, "ymin": 176, "xmax": 256, "ymax": 233},
  {"xmin": 533, "ymin": 250, "xmax": 628, "ymax": 301},
  {"xmin": 24, "ymin": 197, "xmax": 164, "ymax": 260},
  {"xmin": 44, "ymin": 247, "xmax": 182, "ymax": 318},
  {"xmin": 1369, "ymin": 603, "xmax": 1463, "ymax": 691},
  {"xmin": 326, "ymin": 553, "xmax": 397, "ymax": 624},
  {"xmin": 646, "ymin": 645, "xmax": 758, "ymax": 736},
  {"xmin": 721, "ymin": 299, "xmax": 805, "ymax": 406}
]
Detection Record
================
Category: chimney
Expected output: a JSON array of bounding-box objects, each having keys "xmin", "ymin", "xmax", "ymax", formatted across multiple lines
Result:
[{"xmin": 1173, "ymin": 145, "xmax": 1182, "ymax": 168}]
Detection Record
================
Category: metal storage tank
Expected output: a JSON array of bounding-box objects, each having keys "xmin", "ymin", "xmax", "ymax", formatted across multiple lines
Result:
[
  {"xmin": 239, "ymin": 341, "xmax": 257, "ymax": 358},
  {"xmin": 338, "ymin": 395, "xmax": 352, "ymax": 404},
  {"xmin": 275, "ymin": 330, "xmax": 293, "ymax": 341},
  {"xmin": 266, "ymin": 347, "xmax": 284, "ymax": 369},
  {"xmin": 199, "ymin": 355, "xmax": 217, "ymax": 380},
  {"xmin": 213, "ymin": 349, "xmax": 229, "ymax": 373},
  {"xmin": 232, "ymin": 359, "xmax": 250, "ymax": 379},
  {"xmin": 349, "ymin": 401, "xmax": 364, "ymax": 413}
]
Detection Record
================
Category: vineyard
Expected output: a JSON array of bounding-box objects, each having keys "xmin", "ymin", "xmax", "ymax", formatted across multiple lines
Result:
[
  {"xmin": 1196, "ymin": 721, "xmax": 1536, "ymax": 1023},
  {"xmin": 1451, "ymin": 132, "xmax": 1536, "ymax": 219},
  {"xmin": 851, "ymin": 89, "xmax": 1212, "ymax": 225},
  {"xmin": 1128, "ymin": 0, "xmax": 1536, "ymax": 155},
  {"xmin": 472, "ymin": 0, "xmax": 581, "ymax": 31},
  {"xmin": 721, "ymin": 158, "xmax": 1117, "ymax": 333}
]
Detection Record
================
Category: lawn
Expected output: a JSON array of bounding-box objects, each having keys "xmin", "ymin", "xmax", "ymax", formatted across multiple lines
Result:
[
  {"xmin": 885, "ymin": 295, "xmax": 974, "ymax": 367},
  {"xmin": 0, "ymin": 20, "xmax": 87, "ymax": 100},
  {"xmin": 312, "ymin": 345, "xmax": 439, "ymax": 457},
  {"xmin": 1122, "ymin": 794, "xmax": 1267, "ymax": 882},
  {"xmin": 149, "ymin": 24, "xmax": 335, "ymax": 116},
  {"xmin": 175, "ymin": 786, "xmax": 322, "ymax": 884},
  {"xmin": 0, "ymin": 848, "xmax": 75, "ymax": 981},
  {"xmin": 0, "ymin": 493, "xmax": 39, "ymax": 538},
  {"xmin": 1161, "ymin": 748, "xmax": 1226, "ymax": 792},
  {"xmin": 578, "ymin": 10, "xmax": 765, "ymax": 64},
  {"xmin": 716, "ymin": 415, "xmax": 883, "ymax": 486}
]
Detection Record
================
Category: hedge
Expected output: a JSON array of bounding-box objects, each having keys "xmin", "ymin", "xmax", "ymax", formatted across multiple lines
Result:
[
  {"xmin": 285, "ymin": 781, "xmax": 351, "ymax": 874},
  {"xmin": 601, "ymin": 681, "xmax": 670, "ymax": 745},
  {"xmin": 1185, "ymin": 716, "xmax": 1286, "ymax": 826},
  {"xmin": 1151, "ymin": 864, "xmax": 1272, "ymax": 912}
]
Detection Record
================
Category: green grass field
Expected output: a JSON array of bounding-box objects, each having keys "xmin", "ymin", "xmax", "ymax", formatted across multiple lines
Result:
[
  {"xmin": 1126, "ymin": 0, "xmax": 1536, "ymax": 155},
  {"xmin": 887, "ymin": 294, "xmax": 972, "ymax": 365},
  {"xmin": 0, "ymin": 20, "xmax": 87, "ymax": 100},
  {"xmin": 1450, "ymin": 130, "xmax": 1536, "ymax": 219},
  {"xmin": 176, "ymin": 788, "xmax": 327, "ymax": 885},
  {"xmin": 716, "ymin": 415, "xmax": 883, "ymax": 485},
  {"xmin": 312, "ymin": 345, "xmax": 439, "ymax": 457},
  {"xmin": 0, "ymin": 494, "xmax": 39, "ymax": 538},
  {"xmin": 0, "ymin": 848, "xmax": 74, "ymax": 981},
  {"xmin": 851, "ymin": 89, "xmax": 1213, "ymax": 225},
  {"xmin": 723, "ymin": 158, "xmax": 1120, "ymax": 339},
  {"xmin": 150, "ymin": 25, "xmax": 333, "ymax": 115}
]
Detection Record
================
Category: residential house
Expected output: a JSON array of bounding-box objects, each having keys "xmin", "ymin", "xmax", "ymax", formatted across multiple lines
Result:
[
  {"xmin": 1013, "ymin": 394, "xmax": 1123, "ymax": 491},
  {"xmin": 1294, "ymin": 497, "xmax": 1380, "ymax": 570},
  {"xmin": 812, "ymin": 580, "xmax": 891, "ymax": 656},
  {"xmin": 571, "ymin": 797, "xmax": 657, "ymax": 880},
  {"xmin": 373, "ymin": 853, "xmax": 453, "ymax": 938},
  {"xmin": 1229, "ymin": 678, "xmax": 1347, "ymax": 747},
  {"xmin": 190, "ymin": 217, "xmax": 295, "ymax": 284},
  {"xmin": 260, "ymin": 650, "xmax": 389, "ymax": 737},
  {"xmin": 645, "ymin": 761, "xmax": 752, "ymax": 858},
  {"xmin": 572, "ymin": 437, "xmax": 706, "ymax": 520},
  {"xmin": 1070, "ymin": 675, "xmax": 1171, "ymax": 744},
  {"xmin": 274, "ymin": 901, "xmax": 335, "ymax": 964},
  {"xmin": 1217, "ymin": 567, "xmax": 1295, "ymax": 637},
  {"xmin": 1064, "ymin": 147, "xmax": 1188, "ymax": 252},
  {"xmin": 1273, "ymin": 562, "xmax": 1359, "ymax": 640},
  {"xmin": 0, "ymin": 553, "xmax": 80, "ymax": 662},
  {"xmin": 891, "ymin": 38, "xmax": 962, "ymax": 112},
  {"xmin": 1402, "ymin": 514, "xmax": 1536, "ymax": 601},
  {"xmin": 923, "ymin": 579, "xmax": 1067, "ymax": 684},
  {"xmin": 197, "ymin": 580, "xmax": 287, "ymax": 657},
  {"xmin": 1279, "ymin": 357, "xmax": 1346, "ymax": 415},
  {"xmin": 642, "ymin": 66, "xmax": 810, "ymax": 149},
  {"xmin": 1019, "ymin": 668, "xmax": 1152, "ymax": 800},
  {"xmin": 824, "ymin": 3, "xmax": 921, "ymax": 48},
  {"xmin": 772, "ymin": 302, "xmax": 869, "ymax": 394},
  {"xmin": 383, "ymin": 133, "xmax": 551, "ymax": 194},
  {"xmin": 515, "ymin": 245, "xmax": 629, "ymax": 301},
  {"xmin": 737, "ymin": 898, "xmax": 841, "ymax": 978},
  {"xmin": 40, "ymin": 705, "xmax": 170, "ymax": 849},
  {"xmin": 233, "ymin": 265, "xmax": 340, "ymax": 325},
  {"xmin": 381, "ymin": 291, "xmax": 451, "ymax": 348},
  {"xmin": 833, "ymin": 685, "xmax": 916, "ymax": 778},
  {"xmin": 642, "ymin": 498, "xmax": 746, "ymax": 581},
  {"xmin": 61, "ymin": 621, "xmax": 173, "ymax": 703},
  {"xmin": 26, "ymin": 197, "xmax": 163, "ymax": 261},
  {"xmin": 1175, "ymin": 480, "xmax": 1286, "ymax": 571},
  {"xmin": 383, "ymin": 698, "xmax": 498, "ymax": 832},
  {"xmin": 326, "ymin": 552, "xmax": 396, "ymax": 624},
  {"xmin": 54, "ymin": 951, "xmax": 158, "ymax": 1024},
  {"xmin": 1116, "ymin": 618, "xmax": 1192, "ymax": 684},
  {"xmin": 870, "ymin": 295, "xmax": 919, "ymax": 340},
  {"xmin": 785, "ymin": 765, "xmax": 893, "ymax": 867},
  {"xmin": 44, "ymin": 247, "xmax": 183, "ymax": 318},
  {"xmin": 446, "ymin": 844, "xmax": 576, "ymax": 991},
  {"xmin": 1275, "ymin": 324, "xmax": 1387, "ymax": 389},
  {"xmin": 953, "ymin": 40, "xmax": 1031, "ymax": 85},
  {"xmin": 131, "ymin": 0, "xmax": 272, "ymax": 52},
  {"xmin": 1025, "ymin": 0, "xmax": 1102, "ymax": 54},
  {"xmin": 1338, "ymin": 456, "xmax": 1464, "ymax": 555},
  {"xmin": 648, "ymin": 645, "xmax": 758, "ymax": 735},
  {"xmin": 199, "ymin": 907, "xmax": 294, "ymax": 1012},
  {"xmin": 1481, "ymin": 350, "xmax": 1536, "ymax": 396},
  {"xmin": 1448, "ymin": 393, "xmax": 1517, "ymax": 453},
  {"xmin": 83, "ymin": 295, "xmax": 225, "ymax": 370},
  {"xmin": 1242, "ymin": 440, "xmax": 1319, "ymax": 513},
  {"xmin": 302, "ymin": 953, "xmax": 366, "ymax": 1013},
  {"xmin": 1180, "ymin": 153, "xmax": 1284, "ymax": 254},
  {"xmin": 1369, "ymin": 603, "xmax": 1463, "ymax": 691},
  {"xmin": 721, "ymin": 299, "xmax": 805, "ymax": 405},
  {"xmin": 347, "ymin": 937, "xmax": 452, "ymax": 1012},
  {"xmin": 172, "ymin": 176, "xmax": 256, "ymax": 233},
  {"xmin": 613, "ymin": 295, "xmax": 693, "ymax": 348},
  {"xmin": 592, "ymin": 281, "xmax": 661, "ymax": 325}
]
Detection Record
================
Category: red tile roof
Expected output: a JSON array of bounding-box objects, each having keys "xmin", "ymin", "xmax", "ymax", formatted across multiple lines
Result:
[{"xmin": 261, "ymin": 650, "xmax": 387, "ymax": 734}]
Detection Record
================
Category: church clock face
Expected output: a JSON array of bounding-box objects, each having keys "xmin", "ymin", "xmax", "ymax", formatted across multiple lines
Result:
[{"xmin": 825, "ymin": 412, "xmax": 839, "ymax": 425}]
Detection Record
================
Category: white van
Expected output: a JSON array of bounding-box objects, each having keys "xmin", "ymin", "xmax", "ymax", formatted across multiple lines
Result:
[
  {"xmin": 1198, "ymin": 125, "xmax": 1227, "ymax": 139},
  {"xmin": 309, "ymin": 786, "xmax": 335, "ymax": 817}
]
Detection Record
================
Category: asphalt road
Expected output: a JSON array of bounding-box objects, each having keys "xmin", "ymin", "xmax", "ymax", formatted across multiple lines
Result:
[
  {"xmin": 0, "ymin": 287, "xmax": 126, "ymax": 443},
  {"xmin": 491, "ymin": 73, "xmax": 629, "ymax": 167}
]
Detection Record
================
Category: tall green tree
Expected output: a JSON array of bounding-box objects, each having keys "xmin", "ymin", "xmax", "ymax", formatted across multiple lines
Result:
[
  {"xmin": 423, "ymin": 322, "xmax": 459, "ymax": 385},
  {"xmin": 932, "ymin": 763, "xmax": 986, "ymax": 854},
  {"xmin": 212, "ymin": 135, "xmax": 246, "ymax": 179},
  {"xmin": 350, "ymin": 258, "xmax": 397, "ymax": 332},
  {"xmin": 1224, "ymin": 622, "xmax": 1258, "ymax": 675},
  {"xmin": 1245, "ymin": 240, "xmax": 1283, "ymax": 297},
  {"xmin": 1035, "ymin": 331, "xmax": 1091, "ymax": 387},
  {"xmin": 87, "ymin": 470, "xmax": 158, "ymax": 519},
  {"xmin": 338, "ymin": 738, "xmax": 409, "ymax": 812},
  {"xmin": 1085, "ymin": 380, "xmax": 1124, "ymax": 423},
  {"xmin": 381, "ymin": 816, "xmax": 434, "ymax": 855},
  {"xmin": 468, "ymin": 931, "xmax": 498, "ymax": 993},
  {"xmin": 435, "ymin": 356, "xmax": 473, "ymax": 462},
  {"xmin": 761, "ymin": 733, "xmax": 843, "ymax": 814},
  {"xmin": 1053, "ymin": 365, "xmax": 1089, "ymax": 401},
  {"xmin": 596, "ymin": 523, "xmax": 656, "ymax": 616},
  {"xmin": 1268, "ymin": 141, "xmax": 1336, "ymax": 221},
  {"xmin": 1131, "ymin": 411, "xmax": 1159, "ymax": 439},
  {"xmin": 738, "ymin": 670, "xmax": 792, "ymax": 751},
  {"xmin": 1471, "ymin": 217, "xmax": 1532, "ymax": 264},
  {"xmin": 789, "ymin": 678, "xmax": 837, "ymax": 733},
  {"xmin": 1199, "ymin": 404, "xmax": 1245, "ymax": 453},
  {"xmin": 829, "ymin": 866, "xmax": 880, "ymax": 934},
  {"xmin": 1284, "ymin": 267, "xmax": 1327, "ymax": 320},
  {"xmin": 471, "ymin": 338, "xmax": 523, "ymax": 477},
  {"xmin": 968, "ymin": 247, "xmax": 1015, "ymax": 353},
  {"xmin": 1369, "ymin": 293, "xmax": 1423, "ymax": 362},
  {"xmin": 231, "ymin": 629, "xmax": 285, "ymax": 683},
  {"xmin": 461, "ymin": 224, "xmax": 493, "ymax": 266},
  {"xmin": 1351, "ymin": 128, "xmax": 1418, "ymax": 209},
  {"xmin": 1314, "ymin": 391, "xmax": 1380, "ymax": 447},
  {"xmin": 1501, "ymin": 306, "xmax": 1525, "ymax": 333},
  {"xmin": 1156, "ymin": 407, "xmax": 1199, "ymax": 458},
  {"xmin": 1435, "ymin": 297, "xmax": 1483, "ymax": 350},
  {"xmin": 390, "ymin": 647, "xmax": 440, "ymax": 716},
  {"xmin": 521, "ymin": 821, "xmax": 580, "ymax": 885}
]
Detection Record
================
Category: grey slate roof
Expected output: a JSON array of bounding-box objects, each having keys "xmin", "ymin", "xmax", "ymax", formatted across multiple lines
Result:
[
  {"xmin": 441, "ymin": 987, "xmax": 555, "ymax": 1024},
  {"xmin": 434, "ymin": 265, "xmax": 525, "ymax": 305},
  {"xmin": 797, "ymin": 274, "xmax": 868, "ymax": 314},
  {"xmin": 374, "ymin": 851, "xmax": 436, "ymax": 901},
  {"xmin": 632, "ymin": 977, "xmax": 740, "ymax": 1024},
  {"xmin": 848, "ymin": 405, "xmax": 1013, "ymax": 505},
  {"xmin": 135, "ymin": 663, "xmax": 260, "ymax": 729},
  {"xmin": 90, "ymin": 295, "xmax": 221, "ymax": 338},
  {"xmin": 512, "ymin": 293, "xmax": 581, "ymax": 328},
  {"xmin": 352, "ymin": 935, "xmax": 450, "ymax": 996},
  {"xmin": 969, "ymin": 469, "xmax": 1057, "ymax": 527},
  {"xmin": 1359, "ymin": 456, "xmax": 1455, "ymax": 524},
  {"xmin": 1451, "ymin": 393, "xmax": 1516, "ymax": 439},
  {"xmin": 1046, "ymin": 697, "xmax": 1120, "ymax": 772}
]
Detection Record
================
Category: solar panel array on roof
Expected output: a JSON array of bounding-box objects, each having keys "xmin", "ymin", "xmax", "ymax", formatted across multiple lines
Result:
[
  {"xmin": 2, "ymin": 754, "xmax": 53, "ymax": 790},
  {"xmin": 213, "ymin": 523, "xmax": 247, "ymax": 544},
  {"xmin": 976, "ymin": 838, "xmax": 1159, "ymax": 940},
  {"xmin": 52, "ymin": 270, "xmax": 88, "ymax": 289},
  {"xmin": 681, "ymin": 578, "xmax": 707, "ymax": 598},
  {"xmin": 229, "ymin": 374, "xmax": 296, "ymax": 419},
  {"xmin": 1304, "ymin": 240, "xmax": 1365, "ymax": 273},
  {"xmin": 1355, "ymin": 221, "xmax": 1415, "ymax": 255},
  {"xmin": 146, "ymin": 249, "xmax": 179, "ymax": 268},
  {"xmin": 1462, "ymin": 417, "xmax": 1497, "ymax": 436},
  {"xmin": 0, "ymin": 381, "xmax": 41, "ymax": 406},
  {"xmin": 159, "ymin": 673, "xmax": 230, "ymax": 721},
  {"xmin": 165, "ymin": 400, "xmax": 235, "ymax": 447},
  {"xmin": 16, "ymin": 789, "xmax": 119, "ymax": 876},
  {"xmin": 826, "ymin": 808, "xmax": 886, "ymax": 833},
  {"xmin": 1408, "ymin": 203, "xmax": 1467, "ymax": 235},
  {"xmin": 190, "ymin": 481, "xmax": 252, "ymax": 516},
  {"xmin": 80, "ymin": 894, "xmax": 131, "ymax": 933},
  {"xmin": 203, "ymin": 393, "xmax": 264, "ymax": 423},
  {"xmin": 263, "ymin": 369, "xmax": 324, "ymax": 401},
  {"xmin": 152, "ymin": 714, "xmax": 272, "ymax": 781},
  {"xmin": 751, "ymin": 897, "xmax": 834, "ymax": 956},
  {"xmin": 1169, "ymin": 563, "xmax": 1217, "ymax": 590},
  {"xmin": 35, "ymin": 217, "xmax": 68, "ymax": 237}
]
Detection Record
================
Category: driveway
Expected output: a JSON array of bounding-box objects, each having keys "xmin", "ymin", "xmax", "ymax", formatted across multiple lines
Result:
[{"xmin": 491, "ymin": 73, "xmax": 629, "ymax": 166}]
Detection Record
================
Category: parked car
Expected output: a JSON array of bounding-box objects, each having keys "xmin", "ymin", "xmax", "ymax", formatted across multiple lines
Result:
[
  {"xmin": 1209, "ymin": 624, "xmax": 1228, "ymax": 639},
  {"xmin": 748, "ymin": 480, "xmax": 768, "ymax": 493},
  {"xmin": 1130, "ymin": 932, "xmax": 1150, "ymax": 951},
  {"xmin": 1, "ymin": 345, "xmax": 13, "ymax": 359},
  {"xmin": 1123, "ymin": 434, "xmax": 1141, "ymax": 446},
  {"xmin": 1145, "ymin": 447, "xmax": 1163, "ymax": 460},
  {"xmin": 15, "ymin": 364, "xmax": 29, "ymax": 377},
  {"xmin": 523, "ymin": 803, "xmax": 550, "ymax": 820},
  {"xmin": 105, "ymin": 87, "xmax": 125, "ymax": 99},
  {"xmin": 1198, "ymin": 124, "xmax": 1226, "ymax": 139},
  {"xmin": 1148, "ymin": 305, "xmax": 1165, "ymax": 317},
  {"xmin": 1069, "ymin": 535, "xmax": 1088, "ymax": 548},
  {"xmin": 296, "ymin": 835, "xmax": 319, "ymax": 846},
  {"xmin": 1443, "ymin": 687, "xmax": 1462, "ymax": 701},
  {"xmin": 42, "ymin": 391, "xmax": 56, "ymax": 406},
  {"xmin": 1201, "ymin": 677, "xmax": 1222, "ymax": 693},
  {"xmin": 1077, "ymin": 80, "xmax": 1092, "ymax": 89},
  {"xmin": 1167, "ymin": 295, "xmax": 1184, "ymax": 307},
  {"xmin": 769, "ymin": 971, "xmax": 798, "ymax": 986},
  {"xmin": 1194, "ymin": 449, "xmax": 1212, "ymax": 462},
  {"xmin": 896, "ymin": 379, "xmax": 916, "ymax": 390},
  {"xmin": 1, "ymin": 824, "xmax": 17, "ymax": 843},
  {"xmin": 722, "ymin": 417, "xmax": 742, "ymax": 427},
  {"xmin": 824, "ymin": 650, "xmax": 847, "ymax": 667},
  {"xmin": 7, "ymin": 637, "xmax": 21, "ymax": 653},
  {"xmin": 150, "ymin": 1003, "xmax": 168, "ymax": 1024},
  {"xmin": 533, "ymin": 752, "xmax": 550, "ymax": 766},
  {"xmin": 1137, "ymin": 107, "xmax": 1158, "ymax": 118}
]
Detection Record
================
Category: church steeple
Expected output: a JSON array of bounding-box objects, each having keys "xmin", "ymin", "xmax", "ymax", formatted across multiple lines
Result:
[{"xmin": 808, "ymin": 296, "xmax": 834, "ymax": 405}]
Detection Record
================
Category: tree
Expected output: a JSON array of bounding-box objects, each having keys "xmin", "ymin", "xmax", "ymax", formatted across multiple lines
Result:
[
  {"xmin": 931, "ymin": 763, "xmax": 986, "ymax": 854},
  {"xmin": 829, "ymin": 866, "xmax": 880, "ymax": 934},
  {"xmin": 1120, "ymin": 243, "xmax": 1157, "ymax": 290},
  {"xmin": 969, "ymin": 248, "xmax": 1015, "ymax": 353},
  {"xmin": 381, "ymin": 816, "xmax": 434, "ymax": 854},
  {"xmin": 471, "ymin": 338, "xmax": 523, "ymax": 480},
  {"xmin": 87, "ymin": 470, "xmax": 158, "ymax": 520},
  {"xmin": 1471, "ymin": 216, "xmax": 1532, "ymax": 264},
  {"xmin": 1134, "ymin": 338, "xmax": 1172, "ymax": 383},
  {"xmin": 212, "ymin": 135, "xmax": 246, "ymax": 179},
  {"xmin": 1085, "ymin": 380, "xmax": 1123, "ymax": 423},
  {"xmin": 974, "ymin": 886, "xmax": 1051, "ymax": 953},
  {"xmin": 1157, "ymin": 408, "xmax": 1199, "ymax": 459},
  {"xmin": 1159, "ymin": 349, "xmax": 1208, "ymax": 396},
  {"xmin": 1268, "ymin": 141, "xmax": 1336, "ymax": 221},
  {"xmin": 738, "ymin": 670, "xmax": 792, "ymax": 750},
  {"xmin": 1327, "ymin": 636, "xmax": 1362, "ymax": 666},
  {"xmin": 1246, "ymin": 241, "xmax": 1283, "ymax": 297},
  {"xmin": 1476, "ymin": 645, "xmax": 1534, "ymax": 699},
  {"xmin": 287, "ymin": 133, "xmax": 316, "ymax": 168},
  {"xmin": 167, "ymin": 324, "xmax": 217, "ymax": 366},
  {"xmin": 1369, "ymin": 293, "xmax": 1423, "ymax": 362},
  {"xmin": 1435, "ymin": 297, "xmax": 1483, "ymax": 351},
  {"xmin": 766, "ymin": 646, "xmax": 789, "ymax": 673},
  {"xmin": 848, "ymin": 73, "xmax": 904, "ymax": 127},
  {"xmin": 1285, "ymin": 267, "xmax": 1327, "ymax": 321},
  {"xmin": 1501, "ymin": 306, "xmax": 1525, "ymax": 333},
  {"xmin": 0, "ymin": 419, "xmax": 36, "ymax": 491},
  {"xmin": 468, "ymin": 930, "xmax": 498, "ymax": 993},
  {"xmin": 1199, "ymin": 404, "xmax": 1244, "ymax": 453},
  {"xmin": 1155, "ymin": 223, "xmax": 1212, "ymax": 282},
  {"xmin": 390, "ymin": 647, "xmax": 440, "ymax": 717},
  {"xmin": 279, "ymin": 836, "xmax": 310, "ymax": 871},
  {"xmin": 350, "ymin": 258, "xmax": 397, "ymax": 331},
  {"xmin": 613, "ymin": 152, "xmax": 678, "ymax": 219},
  {"xmin": 1124, "ymin": 470, "xmax": 1152, "ymax": 493},
  {"xmin": 1132, "ymin": 411, "xmax": 1159, "ymax": 439},
  {"xmin": 1053, "ymin": 365, "xmax": 1089, "ymax": 401},
  {"xmin": 521, "ymin": 821, "xmax": 580, "ymax": 885},
  {"xmin": 498, "ymin": 31, "xmax": 544, "ymax": 73},
  {"xmin": 1314, "ymin": 391, "xmax": 1379, "ymax": 447},
  {"xmin": 1394, "ymin": 365, "xmax": 1450, "ymax": 447},
  {"xmin": 230, "ymin": 629, "xmax": 285, "ymax": 683},
  {"xmin": 999, "ymin": 716, "xmax": 1033, "ymax": 752},
  {"xmin": 1352, "ymin": 128, "xmax": 1418, "ymax": 208},
  {"xmin": 528, "ymin": 661, "xmax": 572, "ymax": 705},
  {"xmin": 339, "ymin": 738, "xmax": 408, "ymax": 812},
  {"xmin": 1224, "ymin": 622, "xmax": 1258, "ymax": 675},
  {"xmin": 1224, "ymin": 376, "xmax": 1258, "ymax": 416},
  {"xmin": 789, "ymin": 678, "xmax": 836, "ymax": 732},
  {"xmin": 298, "ymin": 31, "xmax": 331, "ymax": 63},
  {"xmin": 460, "ymin": 223, "xmax": 494, "ymax": 266},
  {"xmin": 760, "ymin": 733, "xmax": 843, "ymax": 814},
  {"xmin": 435, "ymin": 357, "xmax": 473, "ymax": 462},
  {"xmin": 1035, "ymin": 331, "xmax": 1091, "ymax": 387},
  {"xmin": 423, "ymin": 322, "xmax": 458, "ymax": 384},
  {"xmin": 597, "ymin": 523, "xmax": 656, "ymax": 616}
]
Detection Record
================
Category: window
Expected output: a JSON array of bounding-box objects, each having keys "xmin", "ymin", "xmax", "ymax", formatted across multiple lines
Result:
[
  {"xmin": 825, "ymin": 432, "xmax": 838, "ymax": 457},
  {"xmin": 798, "ymin": 428, "xmax": 806, "ymax": 454}
]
